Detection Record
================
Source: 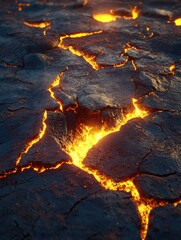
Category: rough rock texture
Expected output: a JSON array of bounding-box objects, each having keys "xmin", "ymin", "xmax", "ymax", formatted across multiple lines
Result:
[
  {"xmin": 0, "ymin": 165, "xmax": 141, "ymax": 240},
  {"xmin": 0, "ymin": 0, "xmax": 181, "ymax": 239},
  {"xmin": 146, "ymin": 204, "xmax": 181, "ymax": 240}
]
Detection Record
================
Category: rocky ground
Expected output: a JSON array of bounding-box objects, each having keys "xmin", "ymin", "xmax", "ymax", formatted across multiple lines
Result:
[{"xmin": 0, "ymin": 0, "xmax": 181, "ymax": 239}]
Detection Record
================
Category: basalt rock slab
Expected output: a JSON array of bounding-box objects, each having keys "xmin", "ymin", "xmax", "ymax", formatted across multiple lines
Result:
[
  {"xmin": 146, "ymin": 204, "xmax": 181, "ymax": 240},
  {"xmin": 0, "ymin": 0, "xmax": 181, "ymax": 239},
  {"xmin": 19, "ymin": 132, "xmax": 70, "ymax": 168},
  {"xmin": 84, "ymin": 112, "xmax": 181, "ymax": 185},
  {"xmin": 0, "ymin": 164, "xmax": 141, "ymax": 240},
  {"xmin": 134, "ymin": 174, "xmax": 181, "ymax": 202}
]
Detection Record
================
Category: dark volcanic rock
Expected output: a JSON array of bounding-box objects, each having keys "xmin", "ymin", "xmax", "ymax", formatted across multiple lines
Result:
[
  {"xmin": 19, "ymin": 132, "xmax": 70, "ymax": 167},
  {"xmin": 134, "ymin": 173, "xmax": 181, "ymax": 202},
  {"xmin": 146, "ymin": 204, "xmax": 181, "ymax": 240},
  {"xmin": 0, "ymin": 0, "xmax": 181, "ymax": 239},
  {"xmin": 84, "ymin": 117, "xmax": 151, "ymax": 182},
  {"xmin": 0, "ymin": 164, "xmax": 141, "ymax": 240},
  {"xmin": 84, "ymin": 112, "xmax": 181, "ymax": 185}
]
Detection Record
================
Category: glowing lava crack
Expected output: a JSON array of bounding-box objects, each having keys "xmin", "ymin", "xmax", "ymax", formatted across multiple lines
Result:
[
  {"xmin": 63, "ymin": 99, "xmax": 160, "ymax": 240},
  {"xmin": 93, "ymin": 6, "xmax": 140, "ymax": 23},
  {"xmin": 58, "ymin": 31, "xmax": 103, "ymax": 70}
]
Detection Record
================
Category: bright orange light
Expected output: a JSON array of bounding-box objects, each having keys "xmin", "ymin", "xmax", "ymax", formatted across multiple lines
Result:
[
  {"xmin": 15, "ymin": 111, "xmax": 47, "ymax": 166},
  {"xmin": 17, "ymin": 3, "xmax": 30, "ymax": 11},
  {"xmin": 131, "ymin": 6, "xmax": 140, "ymax": 19},
  {"xmin": 174, "ymin": 199, "xmax": 181, "ymax": 207},
  {"xmin": 174, "ymin": 18, "xmax": 181, "ymax": 26},
  {"xmin": 170, "ymin": 63, "xmax": 176, "ymax": 75},
  {"xmin": 83, "ymin": 0, "xmax": 88, "ymax": 6},
  {"xmin": 48, "ymin": 73, "xmax": 64, "ymax": 111},
  {"xmin": 131, "ymin": 60, "xmax": 137, "ymax": 70},
  {"xmin": 23, "ymin": 21, "xmax": 51, "ymax": 29},
  {"xmin": 93, "ymin": 6, "xmax": 140, "ymax": 23},
  {"xmin": 63, "ymin": 99, "xmax": 159, "ymax": 240},
  {"xmin": 65, "ymin": 98, "xmax": 149, "ymax": 170},
  {"xmin": 93, "ymin": 13, "xmax": 118, "ymax": 23},
  {"xmin": 123, "ymin": 42, "xmax": 139, "ymax": 54},
  {"xmin": 58, "ymin": 31, "xmax": 102, "ymax": 70}
]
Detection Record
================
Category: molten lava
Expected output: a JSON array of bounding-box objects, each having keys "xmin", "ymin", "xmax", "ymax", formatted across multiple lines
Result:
[
  {"xmin": 63, "ymin": 99, "xmax": 166, "ymax": 240},
  {"xmin": 174, "ymin": 18, "xmax": 181, "ymax": 26},
  {"xmin": 15, "ymin": 111, "xmax": 47, "ymax": 166},
  {"xmin": 48, "ymin": 73, "xmax": 65, "ymax": 111},
  {"xmin": 93, "ymin": 13, "xmax": 118, "ymax": 23},
  {"xmin": 58, "ymin": 31, "xmax": 102, "ymax": 70},
  {"xmin": 131, "ymin": 6, "xmax": 140, "ymax": 20},
  {"xmin": 23, "ymin": 21, "xmax": 51, "ymax": 28},
  {"xmin": 65, "ymin": 98, "xmax": 148, "ymax": 168},
  {"xmin": 17, "ymin": 3, "xmax": 30, "ymax": 11},
  {"xmin": 170, "ymin": 63, "xmax": 176, "ymax": 75},
  {"xmin": 93, "ymin": 6, "xmax": 139, "ymax": 23}
]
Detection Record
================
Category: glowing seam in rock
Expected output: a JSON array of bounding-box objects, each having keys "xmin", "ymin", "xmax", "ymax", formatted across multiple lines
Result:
[
  {"xmin": 63, "ymin": 98, "xmax": 161, "ymax": 240},
  {"xmin": 17, "ymin": 3, "xmax": 30, "ymax": 11},
  {"xmin": 58, "ymin": 31, "xmax": 102, "ymax": 70},
  {"xmin": 15, "ymin": 111, "xmax": 47, "ymax": 166},
  {"xmin": 23, "ymin": 21, "xmax": 51, "ymax": 29},
  {"xmin": 174, "ymin": 18, "xmax": 181, "ymax": 26},
  {"xmin": 170, "ymin": 63, "xmax": 176, "ymax": 75},
  {"xmin": 93, "ymin": 6, "xmax": 140, "ymax": 23},
  {"xmin": 48, "ymin": 73, "xmax": 64, "ymax": 111}
]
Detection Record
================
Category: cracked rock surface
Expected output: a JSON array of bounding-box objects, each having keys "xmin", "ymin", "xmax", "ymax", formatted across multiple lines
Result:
[
  {"xmin": 0, "ymin": 0, "xmax": 181, "ymax": 239},
  {"xmin": 0, "ymin": 165, "xmax": 141, "ymax": 240}
]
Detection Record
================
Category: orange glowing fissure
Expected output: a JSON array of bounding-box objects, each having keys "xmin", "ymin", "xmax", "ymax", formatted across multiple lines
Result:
[
  {"xmin": 170, "ymin": 63, "xmax": 176, "ymax": 75},
  {"xmin": 174, "ymin": 18, "xmax": 181, "ymax": 26},
  {"xmin": 23, "ymin": 21, "xmax": 51, "ymax": 29},
  {"xmin": 15, "ymin": 111, "xmax": 47, "ymax": 166},
  {"xmin": 93, "ymin": 6, "xmax": 139, "ymax": 23},
  {"xmin": 63, "ymin": 98, "xmax": 165, "ymax": 240},
  {"xmin": 48, "ymin": 73, "xmax": 64, "ymax": 111},
  {"xmin": 58, "ymin": 32, "xmax": 137, "ymax": 71},
  {"xmin": 58, "ymin": 31, "xmax": 103, "ymax": 70},
  {"xmin": 1, "ymin": 20, "xmax": 180, "ymax": 240},
  {"xmin": 17, "ymin": 3, "xmax": 30, "ymax": 11}
]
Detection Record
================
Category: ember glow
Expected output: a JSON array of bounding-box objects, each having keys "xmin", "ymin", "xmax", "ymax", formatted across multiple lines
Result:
[
  {"xmin": 174, "ymin": 18, "xmax": 181, "ymax": 26},
  {"xmin": 93, "ymin": 13, "xmax": 118, "ymax": 23},
  {"xmin": 93, "ymin": 6, "xmax": 140, "ymax": 23},
  {"xmin": 64, "ymin": 99, "xmax": 163, "ymax": 240},
  {"xmin": 15, "ymin": 111, "xmax": 47, "ymax": 166},
  {"xmin": 48, "ymin": 73, "xmax": 64, "ymax": 111},
  {"xmin": 65, "ymin": 98, "xmax": 149, "ymax": 168},
  {"xmin": 170, "ymin": 63, "xmax": 176, "ymax": 75},
  {"xmin": 131, "ymin": 6, "xmax": 140, "ymax": 20},
  {"xmin": 17, "ymin": 2, "xmax": 30, "ymax": 11},
  {"xmin": 59, "ymin": 31, "xmax": 102, "ymax": 70},
  {"xmin": 23, "ymin": 21, "xmax": 51, "ymax": 28}
]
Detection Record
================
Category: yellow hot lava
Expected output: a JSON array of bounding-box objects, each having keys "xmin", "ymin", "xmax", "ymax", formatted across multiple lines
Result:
[
  {"xmin": 58, "ymin": 31, "xmax": 102, "ymax": 70},
  {"xmin": 170, "ymin": 63, "xmax": 176, "ymax": 75},
  {"xmin": 174, "ymin": 18, "xmax": 181, "ymax": 26},
  {"xmin": 131, "ymin": 6, "xmax": 140, "ymax": 20},
  {"xmin": 17, "ymin": 3, "xmax": 30, "ymax": 11},
  {"xmin": 15, "ymin": 111, "xmax": 47, "ymax": 166},
  {"xmin": 23, "ymin": 21, "xmax": 51, "ymax": 28},
  {"xmin": 93, "ymin": 13, "xmax": 118, "ymax": 23},
  {"xmin": 64, "ymin": 98, "xmax": 164, "ymax": 240},
  {"xmin": 93, "ymin": 6, "xmax": 140, "ymax": 23},
  {"xmin": 65, "ymin": 98, "xmax": 148, "ymax": 167},
  {"xmin": 48, "ymin": 73, "xmax": 64, "ymax": 111}
]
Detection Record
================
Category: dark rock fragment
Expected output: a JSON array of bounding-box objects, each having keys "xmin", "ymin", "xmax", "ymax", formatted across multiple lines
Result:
[
  {"xmin": 134, "ymin": 173, "xmax": 181, "ymax": 202},
  {"xmin": 146, "ymin": 204, "xmax": 181, "ymax": 240}
]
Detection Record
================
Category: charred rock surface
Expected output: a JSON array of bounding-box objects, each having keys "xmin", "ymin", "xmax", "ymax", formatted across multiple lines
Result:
[
  {"xmin": 0, "ymin": 0, "xmax": 181, "ymax": 239},
  {"xmin": 0, "ymin": 165, "xmax": 141, "ymax": 240},
  {"xmin": 146, "ymin": 204, "xmax": 181, "ymax": 240}
]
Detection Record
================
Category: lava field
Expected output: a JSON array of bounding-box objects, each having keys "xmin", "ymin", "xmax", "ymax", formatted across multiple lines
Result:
[{"xmin": 0, "ymin": 0, "xmax": 181, "ymax": 239}]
